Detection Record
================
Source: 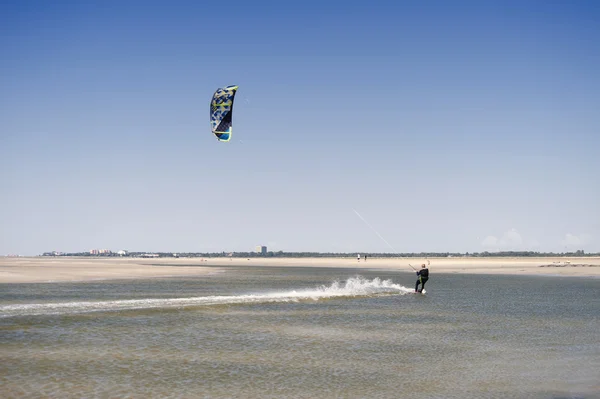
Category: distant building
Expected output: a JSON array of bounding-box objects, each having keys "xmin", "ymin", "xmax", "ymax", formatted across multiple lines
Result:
[
  {"xmin": 117, "ymin": 250, "xmax": 128, "ymax": 256},
  {"xmin": 90, "ymin": 249, "xmax": 112, "ymax": 255},
  {"xmin": 256, "ymin": 246, "xmax": 267, "ymax": 255}
]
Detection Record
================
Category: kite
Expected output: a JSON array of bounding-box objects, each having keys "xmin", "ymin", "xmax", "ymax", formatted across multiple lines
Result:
[{"xmin": 210, "ymin": 85, "xmax": 238, "ymax": 142}]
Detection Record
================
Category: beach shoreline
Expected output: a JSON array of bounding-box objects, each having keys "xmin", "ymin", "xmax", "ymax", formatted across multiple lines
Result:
[{"xmin": 1, "ymin": 256, "xmax": 599, "ymax": 283}]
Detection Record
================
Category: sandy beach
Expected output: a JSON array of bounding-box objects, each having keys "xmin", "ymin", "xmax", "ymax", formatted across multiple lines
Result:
[
  {"xmin": 1, "ymin": 256, "xmax": 599, "ymax": 283},
  {"xmin": 0, "ymin": 257, "xmax": 220, "ymax": 283}
]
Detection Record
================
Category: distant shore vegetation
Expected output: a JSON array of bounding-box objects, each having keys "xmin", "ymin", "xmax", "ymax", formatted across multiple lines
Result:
[{"xmin": 39, "ymin": 250, "xmax": 597, "ymax": 258}]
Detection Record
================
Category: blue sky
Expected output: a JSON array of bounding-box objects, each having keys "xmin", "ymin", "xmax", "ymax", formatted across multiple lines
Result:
[{"xmin": 1, "ymin": 0, "xmax": 599, "ymax": 255}]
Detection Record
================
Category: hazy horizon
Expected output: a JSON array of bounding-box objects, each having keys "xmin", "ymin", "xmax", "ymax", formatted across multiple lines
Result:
[{"xmin": 2, "ymin": 1, "xmax": 599, "ymax": 256}]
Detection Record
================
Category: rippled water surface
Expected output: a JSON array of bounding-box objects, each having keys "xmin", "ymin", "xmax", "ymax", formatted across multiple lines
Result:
[{"xmin": 1, "ymin": 265, "xmax": 599, "ymax": 398}]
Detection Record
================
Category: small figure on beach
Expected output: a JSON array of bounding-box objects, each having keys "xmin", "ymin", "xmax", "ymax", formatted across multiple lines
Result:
[
  {"xmin": 357, "ymin": 254, "xmax": 361, "ymax": 262},
  {"xmin": 364, "ymin": 255, "xmax": 367, "ymax": 262},
  {"xmin": 415, "ymin": 263, "xmax": 429, "ymax": 293}
]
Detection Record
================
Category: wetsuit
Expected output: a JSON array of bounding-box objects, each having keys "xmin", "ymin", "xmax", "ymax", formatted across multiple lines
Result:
[{"xmin": 415, "ymin": 268, "xmax": 429, "ymax": 292}]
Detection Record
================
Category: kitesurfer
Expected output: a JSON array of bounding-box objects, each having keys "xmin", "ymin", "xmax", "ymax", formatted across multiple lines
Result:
[{"xmin": 415, "ymin": 263, "xmax": 429, "ymax": 293}]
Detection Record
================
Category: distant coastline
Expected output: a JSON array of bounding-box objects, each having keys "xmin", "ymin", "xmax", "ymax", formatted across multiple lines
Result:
[{"xmin": 30, "ymin": 250, "xmax": 599, "ymax": 259}]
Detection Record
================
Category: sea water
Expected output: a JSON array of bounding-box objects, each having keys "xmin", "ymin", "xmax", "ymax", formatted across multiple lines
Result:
[{"xmin": 1, "ymin": 265, "xmax": 599, "ymax": 398}]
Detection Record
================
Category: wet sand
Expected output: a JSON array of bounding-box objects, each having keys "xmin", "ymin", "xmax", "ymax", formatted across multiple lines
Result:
[
  {"xmin": 0, "ymin": 257, "xmax": 220, "ymax": 283},
  {"xmin": 1, "ymin": 256, "xmax": 599, "ymax": 283},
  {"xmin": 205, "ymin": 256, "xmax": 600, "ymax": 277}
]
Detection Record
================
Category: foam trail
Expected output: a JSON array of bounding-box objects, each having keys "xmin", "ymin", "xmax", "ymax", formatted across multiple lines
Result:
[{"xmin": 0, "ymin": 276, "xmax": 414, "ymax": 318}]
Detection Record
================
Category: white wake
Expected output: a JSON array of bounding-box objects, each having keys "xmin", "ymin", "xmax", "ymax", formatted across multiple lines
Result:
[{"xmin": 0, "ymin": 276, "xmax": 417, "ymax": 318}]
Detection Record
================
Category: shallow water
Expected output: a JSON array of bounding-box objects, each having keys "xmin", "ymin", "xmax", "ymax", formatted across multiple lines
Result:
[{"xmin": 1, "ymin": 266, "xmax": 599, "ymax": 398}]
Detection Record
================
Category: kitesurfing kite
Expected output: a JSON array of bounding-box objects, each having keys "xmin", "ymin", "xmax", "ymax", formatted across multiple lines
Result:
[{"xmin": 210, "ymin": 85, "xmax": 238, "ymax": 142}]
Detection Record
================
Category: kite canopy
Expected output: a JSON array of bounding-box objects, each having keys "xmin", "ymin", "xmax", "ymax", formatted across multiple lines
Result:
[{"xmin": 210, "ymin": 85, "xmax": 238, "ymax": 142}]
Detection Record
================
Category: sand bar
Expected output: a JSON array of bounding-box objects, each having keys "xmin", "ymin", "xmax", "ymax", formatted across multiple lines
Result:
[
  {"xmin": 1, "ymin": 256, "xmax": 599, "ymax": 283},
  {"xmin": 0, "ymin": 257, "xmax": 220, "ymax": 283}
]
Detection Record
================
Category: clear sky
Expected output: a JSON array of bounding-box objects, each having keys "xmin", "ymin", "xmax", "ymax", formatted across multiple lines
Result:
[{"xmin": 1, "ymin": 0, "xmax": 599, "ymax": 255}]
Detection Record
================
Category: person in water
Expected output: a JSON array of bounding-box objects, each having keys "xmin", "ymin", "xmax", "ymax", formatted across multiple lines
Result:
[{"xmin": 415, "ymin": 263, "xmax": 429, "ymax": 293}]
